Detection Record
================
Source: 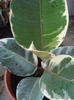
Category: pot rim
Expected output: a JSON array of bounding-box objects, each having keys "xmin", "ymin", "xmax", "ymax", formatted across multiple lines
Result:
[{"xmin": 4, "ymin": 70, "xmax": 16, "ymax": 100}]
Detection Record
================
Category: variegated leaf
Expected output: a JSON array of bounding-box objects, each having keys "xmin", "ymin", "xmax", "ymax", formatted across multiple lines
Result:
[
  {"xmin": 29, "ymin": 42, "xmax": 55, "ymax": 61},
  {"xmin": 51, "ymin": 46, "xmax": 74, "ymax": 57},
  {"xmin": 31, "ymin": 50, "xmax": 55, "ymax": 61},
  {"xmin": 46, "ymin": 46, "xmax": 74, "ymax": 65},
  {"xmin": 16, "ymin": 77, "xmax": 44, "ymax": 100},
  {"xmin": 10, "ymin": 0, "xmax": 68, "ymax": 52},
  {"xmin": 40, "ymin": 55, "xmax": 74, "ymax": 100},
  {"xmin": 0, "ymin": 38, "xmax": 38, "ymax": 76}
]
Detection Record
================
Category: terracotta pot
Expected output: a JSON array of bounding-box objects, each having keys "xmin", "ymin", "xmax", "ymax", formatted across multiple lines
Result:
[{"xmin": 4, "ymin": 70, "xmax": 16, "ymax": 100}]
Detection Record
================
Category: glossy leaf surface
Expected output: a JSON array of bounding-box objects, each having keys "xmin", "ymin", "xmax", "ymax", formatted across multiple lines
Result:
[
  {"xmin": 10, "ymin": 0, "xmax": 68, "ymax": 51},
  {"xmin": 40, "ymin": 55, "xmax": 74, "ymax": 100},
  {"xmin": 46, "ymin": 46, "xmax": 74, "ymax": 65},
  {"xmin": 0, "ymin": 38, "xmax": 38, "ymax": 76},
  {"xmin": 16, "ymin": 77, "xmax": 44, "ymax": 100},
  {"xmin": 51, "ymin": 46, "xmax": 74, "ymax": 57},
  {"xmin": 32, "ymin": 50, "xmax": 55, "ymax": 60}
]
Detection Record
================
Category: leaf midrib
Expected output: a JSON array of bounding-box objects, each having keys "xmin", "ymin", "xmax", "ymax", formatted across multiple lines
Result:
[
  {"xmin": 39, "ymin": 0, "xmax": 44, "ymax": 51},
  {"xmin": 1, "ymin": 45, "xmax": 37, "ymax": 68}
]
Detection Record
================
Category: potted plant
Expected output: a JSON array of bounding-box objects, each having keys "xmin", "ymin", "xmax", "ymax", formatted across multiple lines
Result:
[{"xmin": 0, "ymin": 0, "xmax": 74, "ymax": 100}]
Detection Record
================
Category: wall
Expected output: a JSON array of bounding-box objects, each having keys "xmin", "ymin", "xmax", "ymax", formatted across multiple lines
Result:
[{"xmin": 67, "ymin": 0, "xmax": 74, "ymax": 16}]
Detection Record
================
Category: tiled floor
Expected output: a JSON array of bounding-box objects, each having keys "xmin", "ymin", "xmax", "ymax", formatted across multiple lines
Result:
[{"xmin": 0, "ymin": 88, "xmax": 10, "ymax": 100}]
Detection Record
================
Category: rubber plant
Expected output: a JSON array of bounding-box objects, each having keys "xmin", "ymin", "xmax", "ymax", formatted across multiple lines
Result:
[{"xmin": 0, "ymin": 0, "xmax": 74, "ymax": 100}]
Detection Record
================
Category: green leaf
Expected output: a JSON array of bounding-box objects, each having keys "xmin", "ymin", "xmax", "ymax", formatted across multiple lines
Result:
[
  {"xmin": 40, "ymin": 55, "xmax": 74, "ymax": 100},
  {"xmin": 46, "ymin": 46, "xmax": 74, "ymax": 66},
  {"xmin": 51, "ymin": 46, "xmax": 74, "ymax": 57},
  {"xmin": 16, "ymin": 77, "xmax": 44, "ymax": 100},
  {"xmin": 32, "ymin": 50, "xmax": 55, "ymax": 60},
  {"xmin": 10, "ymin": 0, "xmax": 68, "ymax": 51},
  {"xmin": 0, "ymin": 38, "xmax": 38, "ymax": 76},
  {"xmin": 29, "ymin": 42, "xmax": 55, "ymax": 60}
]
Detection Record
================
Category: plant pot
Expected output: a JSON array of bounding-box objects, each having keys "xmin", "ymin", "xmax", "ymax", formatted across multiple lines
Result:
[
  {"xmin": 4, "ymin": 70, "xmax": 16, "ymax": 100},
  {"xmin": 4, "ymin": 70, "xmax": 49, "ymax": 100}
]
